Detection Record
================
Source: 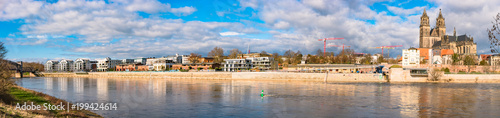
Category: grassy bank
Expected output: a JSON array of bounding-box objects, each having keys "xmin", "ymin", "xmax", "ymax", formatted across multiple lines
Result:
[{"xmin": 0, "ymin": 86, "xmax": 101, "ymax": 117}]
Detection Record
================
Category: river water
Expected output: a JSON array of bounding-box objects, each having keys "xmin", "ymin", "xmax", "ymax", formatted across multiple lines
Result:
[{"xmin": 14, "ymin": 77, "xmax": 500, "ymax": 117}]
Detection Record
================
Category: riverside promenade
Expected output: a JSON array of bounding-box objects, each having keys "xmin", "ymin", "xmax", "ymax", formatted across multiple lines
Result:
[
  {"xmin": 43, "ymin": 72, "xmax": 386, "ymax": 82},
  {"xmin": 41, "ymin": 71, "xmax": 500, "ymax": 83}
]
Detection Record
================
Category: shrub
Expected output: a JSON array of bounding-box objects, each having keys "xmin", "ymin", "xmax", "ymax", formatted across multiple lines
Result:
[
  {"xmin": 389, "ymin": 65, "xmax": 402, "ymax": 68},
  {"xmin": 442, "ymin": 68, "xmax": 450, "ymax": 73},
  {"xmin": 428, "ymin": 68, "xmax": 442, "ymax": 81}
]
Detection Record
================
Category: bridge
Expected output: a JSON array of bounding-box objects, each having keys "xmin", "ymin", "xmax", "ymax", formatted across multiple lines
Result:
[{"xmin": 3, "ymin": 60, "xmax": 43, "ymax": 77}]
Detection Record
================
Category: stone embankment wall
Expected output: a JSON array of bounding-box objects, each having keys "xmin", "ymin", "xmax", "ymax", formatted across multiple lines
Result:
[
  {"xmin": 441, "ymin": 74, "xmax": 500, "ymax": 83},
  {"xmin": 389, "ymin": 68, "xmax": 500, "ymax": 83},
  {"xmin": 42, "ymin": 72, "xmax": 386, "ymax": 82}
]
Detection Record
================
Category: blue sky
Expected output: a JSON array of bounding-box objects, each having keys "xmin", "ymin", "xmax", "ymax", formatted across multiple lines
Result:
[{"xmin": 0, "ymin": 0, "xmax": 497, "ymax": 62}]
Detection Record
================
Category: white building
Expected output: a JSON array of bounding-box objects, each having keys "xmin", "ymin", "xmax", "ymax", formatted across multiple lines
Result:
[
  {"xmin": 491, "ymin": 54, "xmax": 500, "ymax": 66},
  {"xmin": 152, "ymin": 57, "xmax": 175, "ymax": 71},
  {"xmin": 222, "ymin": 57, "xmax": 274, "ymax": 72},
  {"xmin": 96, "ymin": 57, "xmax": 122, "ymax": 71},
  {"xmin": 134, "ymin": 58, "xmax": 147, "ymax": 64},
  {"xmin": 59, "ymin": 59, "xmax": 74, "ymax": 72},
  {"xmin": 122, "ymin": 59, "xmax": 134, "ymax": 64},
  {"xmin": 222, "ymin": 59, "xmax": 252, "ymax": 72},
  {"xmin": 165, "ymin": 55, "xmax": 178, "ymax": 63},
  {"xmin": 178, "ymin": 55, "xmax": 190, "ymax": 64},
  {"xmin": 146, "ymin": 58, "xmax": 157, "ymax": 66},
  {"xmin": 74, "ymin": 58, "xmax": 97, "ymax": 72},
  {"xmin": 45, "ymin": 60, "xmax": 59, "ymax": 72},
  {"xmin": 247, "ymin": 57, "xmax": 274, "ymax": 70},
  {"xmin": 402, "ymin": 48, "xmax": 420, "ymax": 67}
]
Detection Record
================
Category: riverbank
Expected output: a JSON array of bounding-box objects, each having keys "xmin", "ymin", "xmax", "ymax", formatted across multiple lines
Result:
[
  {"xmin": 43, "ymin": 72, "xmax": 388, "ymax": 82},
  {"xmin": 41, "ymin": 71, "xmax": 500, "ymax": 83},
  {"xmin": 0, "ymin": 85, "xmax": 101, "ymax": 117}
]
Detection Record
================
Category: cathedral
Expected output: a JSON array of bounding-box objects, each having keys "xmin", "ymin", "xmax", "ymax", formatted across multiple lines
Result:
[{"xmin": 419, "ymin": 9, "xmax": 477, "ymax": 55}]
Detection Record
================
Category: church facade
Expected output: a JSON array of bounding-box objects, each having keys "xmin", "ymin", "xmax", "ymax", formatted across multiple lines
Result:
[{"xmin": 419, "ymin": 9, "xmax": 477, "ymax": 55}]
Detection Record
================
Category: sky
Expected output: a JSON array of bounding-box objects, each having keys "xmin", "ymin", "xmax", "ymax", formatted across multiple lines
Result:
[{"xmin": 0, "ymin": 0, "xmax": 498, "ymax": 62}]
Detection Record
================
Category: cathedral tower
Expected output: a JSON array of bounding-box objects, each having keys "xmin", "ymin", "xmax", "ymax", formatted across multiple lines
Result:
[
  {"xmin": 419, "ymin": 8, "xmax": 430, "ymax": 48},
  {"xmin": 436, "ymin": 9, "xmax": 446, "ymax": 37}
]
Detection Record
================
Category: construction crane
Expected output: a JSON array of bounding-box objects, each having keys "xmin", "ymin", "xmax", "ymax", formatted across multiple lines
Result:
[
  {"xmin": 327, "ymin": 44, "xmax": 350, "ymax": 53},
  {"xmin": 371, "ymin": 45, "xmax": 403, "ymax": 58},
  {"xmin": 318, "ymin": 37, "xmax": 344, "ymax": 56}
]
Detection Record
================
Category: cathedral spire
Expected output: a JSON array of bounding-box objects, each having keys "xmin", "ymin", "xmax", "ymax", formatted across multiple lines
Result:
[
  {"xmin": 453, "ymin": 27, "xmax": 456, "ymax": 36},
  {"xmin": 438, "ymin": 9, "xmax": 444, "ymax": 19},
  {"xmin": 421, "ymin": 8, "xmax": 428, "ymax": 18}
]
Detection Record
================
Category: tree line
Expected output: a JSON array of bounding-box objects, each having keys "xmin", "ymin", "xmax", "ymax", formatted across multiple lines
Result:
[{"xmin": 202, "ymin": 46, "xmax": 399, "ymax": 67}]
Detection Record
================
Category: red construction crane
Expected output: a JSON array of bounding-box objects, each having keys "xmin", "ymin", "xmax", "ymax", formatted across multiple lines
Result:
[
  {"xmin": 318, "ymin": 37, "xmax": 344, "ymax": 56},
  {"xmin": 371, "ymin": 45, "xmax": 403, "ymax": 57},
  {"xmin": 327, "ymin": 44, "xmax": 350, "ymax": 52}
]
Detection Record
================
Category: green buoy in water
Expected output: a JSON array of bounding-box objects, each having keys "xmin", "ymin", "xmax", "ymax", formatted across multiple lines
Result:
[{"xmin": 261, "ymin": 90, "xmax": 264, "ymax": 97}]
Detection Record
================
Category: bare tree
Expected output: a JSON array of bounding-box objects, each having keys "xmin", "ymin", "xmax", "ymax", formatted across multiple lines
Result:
[
  {"xmin": 463, "ymin": 55, "xmax": 476, "ymax": 73},
  {"xmin": 0, "ymin": 42, "xmax": 6, "ymax": 59},
  {"xmin": 361, "ymin": 54, "xmax": 373, "ymax": 64},
  {"xmin": 428, "ymin": 68, "xmax": 443, "ymax": 81},
  {"xmin": 283, "ymin": 50, "xmax": 296, "ymax": 64},
  {"xmin": 315, "ymin": 49, "xmax": 323, "ymax": 57},
  {"xmin": 488, "ymin": 13, "xmax": 500, "ymax": 54},
  {"xmin": 0, "ymin": 41, "xmax": 12, "ymax": 101},
  {"xmin": 452, "ymin": 54, "xmax": 461, "ymax": 65},
  {"xmin": 228, "ymin": 48, "xmax": 242, "ymax": 59},
  {"xmin": 377, "ymin": 55, "xmax": 385, "ymax": 64},
  {"xmin": 189, "ymin": 53, "xmax": 202, "ymax": 64},
  {"xmin": 271, "ymin": 52, "xmax": 282, "ymax": 70},
  {"xmin": 208, "ymin": 46, "xmax": 224, "ymax": 63},
  {"xmin": 23, "ymin": 62, "xmax": 44, "ymax": 71}
]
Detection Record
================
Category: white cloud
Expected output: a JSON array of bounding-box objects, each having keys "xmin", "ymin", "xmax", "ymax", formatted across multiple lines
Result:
[
  {"xmin": 241, "ymin": 0, "xmax": 417, "ymax": 56},
  {"xmin": 0, "ymin": 0, "xmax": 43, "ymax": 20},
  {"xmin": 238, "ymin": 0, "xmax": 259, "ymax": 9},
  {"xmin": 124, "ymin": 0, "xmax": 169, "ymax": 13},
  {"xmin": 220, "ymin": 31, "xmax": 245, "ymax": 36},
  {"xmin": 4, "ymin": 38, "xmax": 48, "ymax": 45},
  {"xmin": 170, "ymin": 6, "xmax": 197, "ymax": 16},
  {"xmin": 3, "ymin": 0, "xmax": 499, "ymax": 59},
  {"xmin": 386, "ymin": 6, "xmax": 425, "ymax": 16}
]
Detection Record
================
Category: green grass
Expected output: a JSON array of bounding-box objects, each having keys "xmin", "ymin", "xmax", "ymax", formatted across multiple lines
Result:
[
  {"xmin": 9, "ymin": 87, "xmax": 49, "ymax": 104},
  {"xmin": 3, "ymin": 87, "xmax": 102, "ymax": 117},
  {"xmin": 8, "ymin": 87, "xmax": 58, "ymax": 114}
]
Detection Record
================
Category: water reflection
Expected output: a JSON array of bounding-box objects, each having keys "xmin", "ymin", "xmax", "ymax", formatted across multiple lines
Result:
[
  {"xmin": 59, "ymin": 78, "xmax": 67, "ymax": 91},
  {"xmin": 45, "ymin": 78, "xmax": 52, "ymax": 90},
  {"xmin": 15, "ymin": 78, "xmax": 500, "ymax": 118},
  {"xmin": 73, "ymin": 78, "xmax": 84, "ymax": 93},
  {"xmin": 97, "ymin": 78, "xmax": 108, "ymax": 101}
]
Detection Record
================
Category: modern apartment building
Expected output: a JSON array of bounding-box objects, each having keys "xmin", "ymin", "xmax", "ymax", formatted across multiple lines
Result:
[
  {"xmin": 222, "ymin": 57, "xmax": 274, "ymax": 72},
  {"xmin": 146, "ymin": 58, "xmax": 157, "ymax": 66},
  {"xmin": 222, "ymin": 59, "xmax": 252, "ymax": 72},
  {"xmin": 134, "ymin": 58, "xmax": 147, "ymax": 64},
  {"xmin": 122, "ymin": 59, "xmax": 134, "ymax": 64},
  {"xmin": 178, "ymin": 55, "xmax": 190, "ymax": 64},
  {"xmin": 59, "ymin": 59, "xmax": 74, "ymax": 72},
  {"xmin": 74, "ymin": 58, "xmax": 97, "ymax": 72},
  {"xmin": 96, "ymin": 57, "xmax": 122, "ymax": 71},
  {"xmin": 247, "ymin": 57, "xmax": 274, "ymax": 70},
  {"xmin": 152, "ymin": 57, "xmax": 175, "ymax": 71},
  {"xmin": 45, "ymin": 60, "xmax": 59, "ymax": 72}
]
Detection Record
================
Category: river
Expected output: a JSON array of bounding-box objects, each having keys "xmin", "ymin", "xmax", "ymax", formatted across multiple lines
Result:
[{"xmin": 15, "ymin": 77, "xmax": 500, "ymax": 117}]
